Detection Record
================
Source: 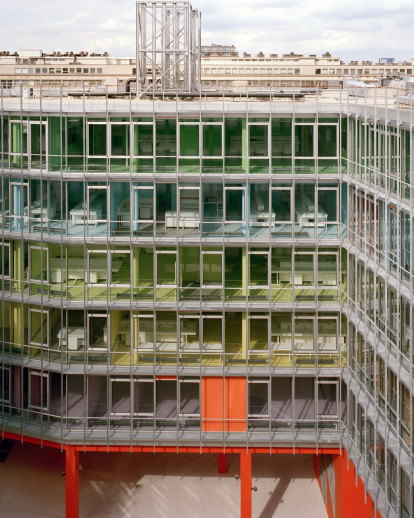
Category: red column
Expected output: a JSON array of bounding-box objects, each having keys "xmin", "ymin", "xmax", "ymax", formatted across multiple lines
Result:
[
  {"xmin": 65, "ymin": 446, "xmax": 79, "ymax": 518},
  {"xmin": 240, "ymin": 451, "xmax": 252, "ymax": 518},
  {"xmin": 218, "ymin": 453, "xmax": 228, "ymax": 474}
]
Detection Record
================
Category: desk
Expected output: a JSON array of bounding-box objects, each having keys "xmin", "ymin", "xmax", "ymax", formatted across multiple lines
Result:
[
  {"xmin": 57, "ymin": 327, "xmax": 85, "ymax": 351},
  {"xmin": 165, "ymin": 211, "xmax": 200, "ymax": 229},
  {"xmin": 250, "ymin": 211, "xmax": 276, "ymax": 227},
  {"xmin": 70, "ymin": 207, "xmax": 101, "ymax": 225},
  {"xmin": 31, "ymin": 203, "xmax": 56, "ymax": 222},
  {"xmin": 50, "ymin": 257, "xmax": 122, "ymax": 284}
]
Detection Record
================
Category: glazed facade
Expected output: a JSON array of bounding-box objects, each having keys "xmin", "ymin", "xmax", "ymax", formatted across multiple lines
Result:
[{"xmin": 0, "ymin": 88, "xmax": 413, "ymax": 517}]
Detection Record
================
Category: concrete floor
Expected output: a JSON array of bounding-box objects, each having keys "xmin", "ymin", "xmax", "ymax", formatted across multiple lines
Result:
[{"xmin": 0, "ymin": 442, "xmax": 328, "ymax": 518}]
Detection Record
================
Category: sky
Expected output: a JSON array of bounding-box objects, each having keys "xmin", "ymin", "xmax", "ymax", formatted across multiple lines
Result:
[{"xmin": 0, "ymin": 0, "xmax": 413, "ymax": 63}]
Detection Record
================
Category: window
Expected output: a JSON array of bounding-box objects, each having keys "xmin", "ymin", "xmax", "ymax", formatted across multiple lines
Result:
[
  {"xmin": 133, "ymin": 378, "xmax": 154, "ymax": 418},
  {"xmin": 248, "ymin": 379, "xmax": 269, "ymax": 422},
  {"xmin": 179, "ymin": 379, "xmax": 200, "ymax": 422},
  {"xmin": 29, "ymin": 308, "xmax": 49, "ymax": 349},
  {"xmin": 29, "ymin": 371, "xmax": 49, "ymax": 412},
  {"xmin": 110, "ymin": 377, "xmax": 131, "ymax": 417},
  {"xmin": 134, "ymin": 122, "xmax": 154, "ymax": 157},
  {"xmin": 179, "ymin": 123, "xmax": 199, "ymax": 157},
  {"xmin": 0, "ymin": 366, "xmax": 11, "ymax": 406},
  {"xmin": 29, "ymin": 244, "xmax": 48, "ymax": 283},
  {"xmin": 87, "ymin": 186, "xmax": 107, "ymax": 223},
  {"xmin": 225, "ymin": 186, "xmax": 245, "ymax": 224},
  {"xmin": 88, "ymin": 123, "xmax": 106, "ymax": 157},
  {"xmin": 317, "ymin": 380, "xmax": 338, "ymax": 418},
  {"xmin": 202, "ymin": 123, "xmax": 223, "ymax": 158},
  {"xmin": 110, "ymin": 123, "xmax": 129, "ymax": 156},
  {"xmin": 87, "ymin": 313, "xmax": 108, "ymax": 350},
  {"xmin": 0, "ymin": 242, "xmax": 11, "ymax": 279}
]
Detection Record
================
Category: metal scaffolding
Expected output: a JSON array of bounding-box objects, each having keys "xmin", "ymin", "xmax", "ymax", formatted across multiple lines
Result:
[{"xmin": 136, "ymin": 1, "xmax": 201, "ymax": 95}]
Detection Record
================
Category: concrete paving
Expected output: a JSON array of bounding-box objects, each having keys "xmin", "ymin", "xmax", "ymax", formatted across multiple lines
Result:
[{"xmin": 0, "ymin": 442, "xmax": 328, "ymax": 518}]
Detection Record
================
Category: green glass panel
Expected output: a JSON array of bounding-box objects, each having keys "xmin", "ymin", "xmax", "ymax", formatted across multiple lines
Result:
[
  {"xmin": 318, "ymin": 125, "xmax": 337, "ymax": 157},
  {"xmin": 203, "ymin": 254, "xmax": 222, "ymax": 285},
  {"xmin": 156, "ymin": 119, "xmax": 176, "ymax": 156},
  {"xmin": 180, "ymin": 248, "xmax": 200, "ymax": 287},
  {"xmin": 112, "ymin": 252, "xmax": 131, "ymax": 284},
  {"xmin": 88, "ymin": 124, "xmax": 106, "ymax": 156},
  {"xmin": 249, "ymin": 254, "xmax": 268, "ymax": 286},
  {"xmin": 111, "ymin": 124, "xmax": 129, "ymax": 156},
  {"xmin": 295, "ymin": 125, "xmax": 313, "ymax": 157},
  {"xmin": 272, "ymin": 119, "xmax": 292, "ymax": 156},
  {"xmin": 30, "ymin": 248, "xmax": 47, "ymax": 281},
  {"xmin": 225, "ymin": 119, "xmax": 243, "ymax": 156},
  {"xmin": 66, "ymin": 118, "xmax": 84, "ymax": 156},
  {"xmin": 157, "ymin": 253, "xmax": 176, "ymax": 285},
  {"xmin": 203, "ymin": 125, "xmax": 222, "ymax": 156},
  {"xmin": 48, "ymin": 118, "xmax": 61, "ymax": 155},
  {"xmin": 249, "ymin": 125, "xmax": 268, "ymax": 157},
  {"xmin": 134, "ymin": 124, "xmax": 153, "ymax": 156},
  {"xmin": 180, "ymin": 125, "xmax": 199, "ymax": 156},
  {"xmin": 12, "ymin": 122, "xmax": 27, "ymax": 154}
]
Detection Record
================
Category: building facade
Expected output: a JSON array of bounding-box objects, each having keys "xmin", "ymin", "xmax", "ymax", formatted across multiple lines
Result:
[
  {"xmin": 1, "ymin": 2, "xmax": 414, "ymax": 517},
  {"xmin": 1, "ymin": 48, "xmax": 413, "ymax": 91},
  {"xmin": 0, "ymin": 84, "xmax": 413, "ymax": 518}
]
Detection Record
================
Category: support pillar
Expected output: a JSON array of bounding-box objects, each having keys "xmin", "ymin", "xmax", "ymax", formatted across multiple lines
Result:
[
  {"xmin": 218, "ymin": 453, "xmax": 228, "ymax": 474},
  {"xmin": 65, "ymin": 446, "xmax": 79, "ymax": 518},
  {"xmin": 240, "ymin": 451, "xmax": 252, "ymax": 518}
]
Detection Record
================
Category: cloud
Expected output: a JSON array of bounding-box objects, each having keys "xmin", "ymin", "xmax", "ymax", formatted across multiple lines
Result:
[{"xmin": 0, "ymin": 0, "xmax": 413, "ymax": 62}]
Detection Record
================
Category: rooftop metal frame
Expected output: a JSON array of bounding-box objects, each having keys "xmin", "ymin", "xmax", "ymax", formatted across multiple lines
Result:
[{"xmin": 136, "ymin": 1, "xmax": 201, "ymax": 96}]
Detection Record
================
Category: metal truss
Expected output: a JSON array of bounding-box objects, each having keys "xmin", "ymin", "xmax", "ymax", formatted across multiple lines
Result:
[{"xmin": 136, "ymin": 1, "xmax": 201, "ymax": 96}]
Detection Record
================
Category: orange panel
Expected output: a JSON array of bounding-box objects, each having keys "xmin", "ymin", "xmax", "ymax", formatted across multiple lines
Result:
[
  {"xmin": 201, "ymin": 377, "xmax": 247, "ymax": 432},
  {"xmin": 226, "ymin": 377, "xmax": 247, "ymax": 432},
  {"xmin": 202, "ymin": 377, "xmax": 225, "ymax": 431}
]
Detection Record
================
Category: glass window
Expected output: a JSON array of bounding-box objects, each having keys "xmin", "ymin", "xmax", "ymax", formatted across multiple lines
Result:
[
  {"xmin": 295, "ymin": 125, "xmax": 314, "ymax": 157},
  {"xmin": 88, "ymin": 123, "xmax": 106, "ymax": 156},
  {"xmin": 249, "ymin": 124, "xmax": 268, "ymax": 157},
  {"xmin": 88, "ymin": 313, "xmax": 108, "ymax": 349},
  {"xmin": 29, "ymin": 371, "xmax": 48, "ymax": 411},
  {"xmin": 134, "ymin": 379, "xmax": 154, "ymax": 416},
  {"xmin": 66, "ymin": 118, "xmax": 84, "ymax": 156},
  {"xmin": 111, "ymin": 124, "xmax": 129, "ymax": 156},
  {"xmin": 180, "ymin": 124, "xmax": 199, "ymax": 156},
  {"xmin": 318, "ymin": 382, "xmax": 337, "ymax": 417},
  {"xmin": 318, "ymin": 125, "xmax": 337, "ymax": 157},
  {"xmin": 134, "ymin": 124, "xmax": 153, "ymax": 156},
  {"xmin": 203, "ymin": 124, "xmax": 222, "ymax": 157},
  {"xmin": 156, "ymin": 119, "xmax": 176, "ymax": 157},
  {"xmin": 272, "ymin": 119, "xmax": 292, "ymax": 156}
]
